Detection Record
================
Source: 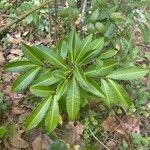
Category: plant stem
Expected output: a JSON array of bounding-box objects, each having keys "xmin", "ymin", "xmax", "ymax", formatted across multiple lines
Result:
[
  {"xmin": 48, "ymin": 3, "xmax": 52, "ymax": 46},
  {"xmin": 89, "ymin": 129, "xmax": 110, "ymax": 150},
  {"xmin": 0, "ymin": 0, "xmax": 54, "ymax": 34},
  {"xmin": 54, "ymin": 0, "xmax": 58, "ymax": 43}
]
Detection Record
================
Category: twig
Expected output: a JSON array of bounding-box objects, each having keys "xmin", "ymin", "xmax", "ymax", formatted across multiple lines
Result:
[
  {"xmin": 81, "ymin": 0, "xmax": 87, "ymax": 23},
  {"xmin": 48, "ymin": 3, "xmax": 52, "ymax": 46},
  {"xmin": 54, "ymin": 0, "xmax": 58, "ymax": 43},
  {"xmin": 89, "ymin": 129, "xmax": 110, "ymax": 150},
  {"xmin": 0, "ymin": 0, "xmax": 54, "ymax": 34}
]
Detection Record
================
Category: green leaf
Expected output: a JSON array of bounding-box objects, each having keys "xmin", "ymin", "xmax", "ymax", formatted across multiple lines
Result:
[
  {"xmin": 5, "ymin": 61, "xmax": 38, "ymax": 72},
  {"xmin": 74, "ymin": 65, "xmax": 88, "ymax": 87},
  {"xmin": 12, "ymin": 67, "xmax": 41, "ymax": 93},
  {"xmin": 86, "ymin": 78, "xmax": 105, "ymax": 98},
  {"xmin": 45, "ymin": 96, "xmax": 59, "ymax": 132},
  {"xmin": 25, "ymin": 96, "xmax": 52, "ymax": 130},
  {"xmin": 85, "ymin": 60, "xmax": 118, "ymax": 77},
  {"xmin": 49, "ymin": 140, "xmax": 67, "ymax": 150},
  {"xmin": 108, "ymin": 79, "xmax": 132, "ymax": 109},
  {"xmin": 89, "ymin": 37, "xmax": 104, "ymax": 51},
  {"xmin": 79, "ymin": 38, "xmax": 104, "ymax": 65},
  {"xmin": 33, "ymin": 70, "xmax": 62, "ymax": 86},
  {"xmin": 101, "ymin": 79, "xmax": 115, "ymax": 107},
  {"xmin": 75, "ymin": 34, "xmax": 93, "ymax": 63},
  {"xmin": 68, "ymin": 29, "xmax": 80, "ymax": 62},
  {"xmin": 0, "ymin": 126, "xmax": 7, "ymax": 139},
  {"xmin": 99, "ymin": 49, "xmax": 117, "ymax": 59},
  {"xmin": 56, "ymin": 80, "xmax": 68, "ymax": 100},
  {"xmin": 30, "ymin": 86, "xmax": 55, "ymax": 97},
  {"xmin": 66, "ymin": 76, "xmax": 80, "ymax": 120},
  {"xmin": 21, "ymin": 43, "xmax": 44, "ymax": 65},
  {"xmin": 139, "ymin": 22, "xmax": 150, "ymax": 43},
  {"xmin": 58, "ymin": 40, "xmax": 68, "ymax": 59},
  {"xmin": 38, "ymin": 47, "xmax": 68, "ymax": 70},
  {"xmin": 107, "ymin": 68, "xmax": 149, "ymax": 80}
]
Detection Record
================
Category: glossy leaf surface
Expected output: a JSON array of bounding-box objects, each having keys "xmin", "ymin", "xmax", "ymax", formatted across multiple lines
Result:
[
  {"xmin": 12, "ymin": 67, "xmax": 41, "ymax": 92},
  {"xmin": 25, "ymin": 96, "xmax": 52, "ymax": 130}
]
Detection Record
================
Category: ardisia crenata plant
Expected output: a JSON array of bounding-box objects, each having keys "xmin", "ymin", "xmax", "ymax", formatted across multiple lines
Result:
[{"xmin": 5, "ymin": 30, "xmax": 149, "ymax": 132}]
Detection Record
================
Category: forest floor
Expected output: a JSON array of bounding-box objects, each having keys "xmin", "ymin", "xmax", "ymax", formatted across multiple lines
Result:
[{"xmin": 0, "ymin": 1, "xmax": 150, "ymax": 150}]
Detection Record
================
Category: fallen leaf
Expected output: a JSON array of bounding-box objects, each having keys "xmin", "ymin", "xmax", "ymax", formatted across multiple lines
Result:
[
  {"xmin": 0, "ymin": 51, "xmax": 5, "ymax": 66},
  {"xmin": 101, "ymin": 116, "xmax": 118, "ymax": 132},
  {"xmin": 58, "ymin": 121, "xmax": 84, "ymax": 145},
  {"xmin": 32, "ymin": 134, "xmax": 42, "ymax": 150},
  {"xmin": 23, "ymin": 31, "xmax": 29, "ymax": 36},
  {"xmin": 12, "ymin": 106, "xmax": 26, "ymax": 115},
  {"xmin": 42, "ymin": 134, "xmax": 52, "ymax": 150},
  {"xmin": 7, "ymin": 34, "xmax": 21, "ymax": 45},
  {"xmin": 0, "ymin": 16, "xmax": 5, "ymax": 27},
  {"xmin": 124, "ymin": 117, "xmax": 140, "ymax": 133},
  {"xmin": 106, "ymin": 140, "xmax": 117, "ymax": 150},
  {"xmin": 10, "ymin": 49, "xmax": 23, "ymax": 56},
  {"xmin": 9, "ymin": 130, "xmax": 29, "ymax": 149},
  {"xmin": 7, "ymin": 54, "xmax": 17, "ymax": 61}
]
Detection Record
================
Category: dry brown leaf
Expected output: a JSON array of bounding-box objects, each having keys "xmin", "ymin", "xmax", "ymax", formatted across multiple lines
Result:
[
  {"xmin": 0, "ymin": 51, "xmax": 5, "ymax": 66},
  {"xmin": 23, "ymin": 31, "xmax": 29, "ymax": 36},
  {"xmin": 9, "ymin": 130, "xmax": 29, "ymax": 149},
  {"xmin": 101, "ymin": 116, "xmax": 118, "ymax": 132},
  {"xmin": 0, "ymin": 16, "xmax": 5, "ymax": 27},
  {"xmin": 124, "ymin": 117, "xmax": 140, "ymax": 133},
  {"xmin": 7, "ymin": 54, "xmax": 17, "ymax": 61},
  {"xmin": 106, "ymin": 140, "xmax": 117, "ymax": 150},
  {"xmin": 12, "ymin": 106, "xmax": 26, "ymax": 115},
  {"xmin": 32, "ymin": 134, "xmax": 43, "ymax": 150},
  {"xmin": 65, "ymin": 121, "xmax": 84, "ymax": 144},
  {"xmin": 31, "ymin": 134, "xmax": 51, "ymax": 150},
  {"xmin": 7, "ymin": 34, "xmax": 21, "ymax": 45},
  {"xmin": 42, "ymin": 134, "xmax": 52, "ymax": 150},
  {"xmin": 10, "ymin": 49, "xmax": 23, "ymax": 56}
]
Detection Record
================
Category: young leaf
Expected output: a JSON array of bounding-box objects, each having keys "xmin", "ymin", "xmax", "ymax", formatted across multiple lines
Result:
[
  {"xmin": 79, "ymin": 38, "xmax": 104, "ymax": 65},
  {"xmin": 66, "ymin": 76, "xmax": 80, "ymax": 120},
  {"xmin": 12, "ymin": 67, "xmax": 41, "ymax": 93},
  {"xmin": 107, "ymin": 68, "xmax": 149, "ymax": 80},
  {"xmin": 45, "ymin": 96, "xmax": 59, "ymax": 132},
  {"xmin": 56, "ymin": 80, "xmax": 68, "ymax": 100},
  {"xmin": 75, "ymin": 34, "xmax": 93, "ymax": 63},
  {"xmin": 108, "ymin": 79, "xmax": 132, "ymax": 109},
  {"xmin": 68, "ymin": 29, "xmax": 80, "ymax": 62},
  {"xmin": 99, "ymin": 49, "xmax": 117, "ymax": 59},
  {"xmin": 5, "ymin": 61, "xmax": 38, "ymax": 72},
  {"xmin": 30, "ymin": 86, "xmax": 55, "ymax": 97},
  {"xmin": 101, "ymin": 79, "xmax": 115, "ymax": 107},
  {"xmin": 25, "ymin": 96, "xmax": 52, "ymax": 130},
  {"xmin": 21, "ymin": 43, "xmax": 44, "ymax": 65}
]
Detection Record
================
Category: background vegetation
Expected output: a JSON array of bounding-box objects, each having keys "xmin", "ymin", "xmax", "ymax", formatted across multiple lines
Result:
[{"xmin": 0, "ymin": 0, "xmax": 150, "ymax": 149}]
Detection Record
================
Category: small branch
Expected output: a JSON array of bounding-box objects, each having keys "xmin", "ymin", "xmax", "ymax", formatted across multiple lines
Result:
[
  {"xmin": 81, "ymin": 0, "xmax": 87, "ymax": 23},
  {"xmin": 0, "ymin": 0, "xmax": 54, "ymax": 34},
  {"xmin": 48, "ymin": 3, "xmax": 52, "ymax": 46},
  {"xmin": 54, "ymin": 0, "xmax": 58, "ymax": 43},
  {"xmin": 89, "ymin": 129, "xmax": 110, "ymax": 150}
]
